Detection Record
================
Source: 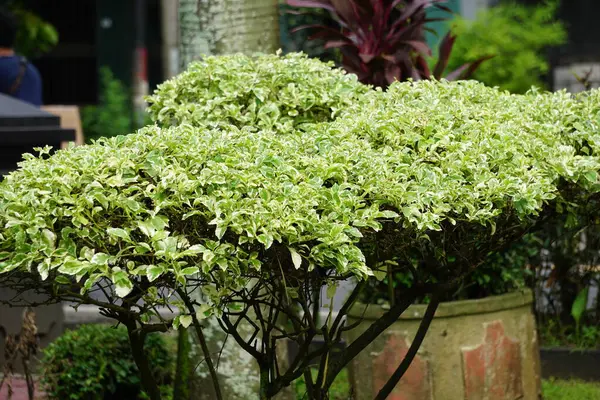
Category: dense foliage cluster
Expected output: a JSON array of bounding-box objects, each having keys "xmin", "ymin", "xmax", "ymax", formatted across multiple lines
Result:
[
  {"xmin": 147, "ymin": 52, "xmax": 369, "ymax": 131},
  {"xmin": 446, "ymin": 1, "xmax": 566, "ymax": 93},
  {"xmin": 1, "ymin": 52, "xmax": 600, "ymax": 319}
]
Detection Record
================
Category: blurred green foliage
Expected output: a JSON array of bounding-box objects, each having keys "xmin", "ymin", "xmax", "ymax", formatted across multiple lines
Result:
[
  {"xmin": 278, "ymin": 1, "xmax": 338, "ymax": 63},
  {"xmin": 540, "ymin": 317, "xmax": 600, "ymax": 350},
  {"xmin": 446, "ymin": 0, "xmax": 566, "ymax": 93},
  {"xmin": 7, "ymin": 0, "xmax": 58, "ymax": 58},
  {"xmin": 82, "ymin": 67, "xmax": 133, "ymax": 143},
  {"xmin": 40, "ymin": 324, "xmax": 173, "ymax": 400}
]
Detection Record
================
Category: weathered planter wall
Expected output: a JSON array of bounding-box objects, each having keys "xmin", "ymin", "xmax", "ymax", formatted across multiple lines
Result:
[{"xmin": 347, "ymin": 290, "xmax": 541, "ymax": 400}]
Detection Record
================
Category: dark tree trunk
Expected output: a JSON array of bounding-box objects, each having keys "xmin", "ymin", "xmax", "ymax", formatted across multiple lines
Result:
[{"xmin": 125, "ymin": 320, "xmax": 162, "ymax": 400}]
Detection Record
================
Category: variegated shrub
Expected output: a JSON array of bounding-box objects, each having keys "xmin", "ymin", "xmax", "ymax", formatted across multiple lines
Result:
[{"xmin": 1, "ymin": 52, "xmax": 600, "ymax": 399}]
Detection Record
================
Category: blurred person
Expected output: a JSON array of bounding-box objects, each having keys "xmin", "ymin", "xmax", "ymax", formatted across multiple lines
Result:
[{"xmin": 0, "ymin": 7, "xmax": 42, "ymax": 106}]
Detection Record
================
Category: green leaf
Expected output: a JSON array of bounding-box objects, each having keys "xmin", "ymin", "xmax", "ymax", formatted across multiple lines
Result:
[
  {"xmin": 195, "ymin": 304, "xmax": 212, "ymax": 320},
  {"xmin": 372, "ymin": 268, "xmax": 387, "ymax": 281},
  {"xmin": 571, "ymin": 286, "xmax": 589, "ymax": 324},
  {"xmin": 215, "ymin": 225, "xmax": 226, "ymax": 240},
  {"xmin": 151, "ymin": 216, "xmax": 169, "ymax": 231},
  {"xmin": 115, "ymin": 278, "xmax": 133, "ymax": 298},
  {"xmin": 91, "ymin": 253, "xmax": 111, "ymax": 265},
  {"xmin": 179, "ymin": 315, "xmax": 193, "ymax": 328},
  {"xmin": 147, "ymin": 265, "xmax": 164, "ymax": 282},
  {"xmin": 216, "ymin": 258, "xmax": 228, "ymax": 271},
  {"xmin": 187, "ymin": 244, "xmax": 206, "ymax": 254},
  {"xmin": 41, "ymin": 229, "xmax": 56, "ymax": 249},
  {"xmin": 584, "ymin": 170, "xmax": 598, "ymax": 183},
  {"xmin": 55, "ymin": 275, "xmax": 72, "ymax": 285},
  {"xmin": 138, "ymin": 220, "xmax": 155, "ymax": 237},
  {"xmin": 172, "ymin": 316, "xmax": 181, "ymax": 330},
  {"xmin": 107, "ymin": 228, "xmax": 131, "ymax": 241},
  {"xmin": 286, "ymin": 287, "xmax": 299, "ymax": 299},
  {"xmin": 257, "ymin": 233, "xmax": 274, "ymax": 249},
  {"xmin": 380, "ymin": 210, "xmax": 399, "ymax": 219},
  {"xmin": 326, "ymin": 283, "xmax": 337, "ymax": 300},
  {"xmin": 134, "ymin": 243, "xmax": 153, "ymax": 254},
  {"xmin": 124, "ymin": 198, "xmax": 141, "ymax": 212},
  {"xmin": 37, "ymin": 259, "xmax": 50, "ymax": 280},
  {"xmin": 289, "ymin": 247, "xmax": 302, "ymax": 269},
  {"xmin": 58, "ymin": 259, "xmax": 87, "ymax": 275},
  {"xmin": 181, "ymin": 267, "xmax": 200, "ymax": 275}
]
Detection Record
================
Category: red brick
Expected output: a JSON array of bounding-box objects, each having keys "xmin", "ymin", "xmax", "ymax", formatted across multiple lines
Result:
[
  {"xmin": 372, "ymin": 333, "xmax": 432, "ymax": 400},
  {"xmin": 462, "ymin": 320, "xmax": 523, "ymax": 400}
]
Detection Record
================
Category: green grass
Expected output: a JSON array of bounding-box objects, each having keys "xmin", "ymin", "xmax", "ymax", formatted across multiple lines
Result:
[{"xmin": 542, "ymin": 379, "xmax": 600, "ymax": 400}]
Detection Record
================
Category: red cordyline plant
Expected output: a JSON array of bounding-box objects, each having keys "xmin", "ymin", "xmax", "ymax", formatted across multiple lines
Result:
[{"xmin": 287, "ymin": 0, "xmax": 491, "ymax": 88}]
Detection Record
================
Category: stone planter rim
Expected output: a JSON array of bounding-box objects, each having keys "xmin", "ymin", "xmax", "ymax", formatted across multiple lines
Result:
[{"xmin": 349, "ymin": 289, "xmax": 533, "ymax": 320}]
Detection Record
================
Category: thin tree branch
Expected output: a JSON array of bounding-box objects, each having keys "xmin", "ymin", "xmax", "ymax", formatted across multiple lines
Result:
[
  {"xmin": 177, "ymin": 288, "xmax": 224, "ymax": 400},
  {"xmin": 374, "ymin": 292, "xmax": 441, "ymax": 400},
  {"xmin": 323, "ymin": 286, "xmax": 421, "ymax": 389}
]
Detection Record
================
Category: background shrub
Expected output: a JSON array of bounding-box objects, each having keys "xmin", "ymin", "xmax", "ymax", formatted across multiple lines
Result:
[
  {"xmin": 445, "ymin": 0, "xmax": 566, "ymax": 93},
  {"xmin": 5, "ymin": 0, "xmax": 59, "ymax": 59},
  {"xmin": 40, "ymin": 324, "xmax": 173, "ymax": 400},
  {"xmin": 82, "ymin": 67, "xmax": 133, "ymax": 144}
]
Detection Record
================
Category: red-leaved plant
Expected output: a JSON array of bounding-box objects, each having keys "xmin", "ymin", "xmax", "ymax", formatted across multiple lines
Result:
[{"xmin": 287, "ymin": 0, "xmax": 491, "ymax": 88}]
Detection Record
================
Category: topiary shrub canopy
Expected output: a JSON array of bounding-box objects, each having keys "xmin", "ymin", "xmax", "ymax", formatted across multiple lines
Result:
[
  {"xmin": 146, "ymin": 52, "xmax": 370, "ymax": 132},
  {"xmin": 0, "ymin": 52, "xmax": 599, "ymax": 324}
]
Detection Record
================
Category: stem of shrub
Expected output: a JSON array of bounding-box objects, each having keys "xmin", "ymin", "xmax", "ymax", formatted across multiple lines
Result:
[
  {"xmin": 259, "ymin": 366, "xmax": 270, "ymax": 400},
  {"xmin": 177, "ymin": 289, "xmax": 224, "ymax": 400},
  {"xmin": 373, "ymin": 292, "xmax": 441, "ymax": 400},
  {"xmin": 173, "ymin": 327, "xmax": 191, "ymax": 400},
  {"xmin": 124, "ymin": 319, "xmax": 162, "ymax": 400},
  {"xmin": 192, "ymin": 321, "xmax": 224, "ymax": 400}
]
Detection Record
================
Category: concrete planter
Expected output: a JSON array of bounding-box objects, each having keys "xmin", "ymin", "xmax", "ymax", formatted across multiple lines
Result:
[{"xmin": 347, "ymin": 289, "xmax": 541, "ymax": 400}]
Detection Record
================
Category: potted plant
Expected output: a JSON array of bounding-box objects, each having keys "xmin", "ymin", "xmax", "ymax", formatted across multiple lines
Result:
[{"xmin": 347, "ymin": 236, "xmax": 543, "ymax": 399}]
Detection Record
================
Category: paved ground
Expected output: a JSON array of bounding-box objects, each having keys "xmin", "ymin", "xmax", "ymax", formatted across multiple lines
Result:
[{"xmin": 0, "ymin": 376, "xmax": 45, "ymax": 400}]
